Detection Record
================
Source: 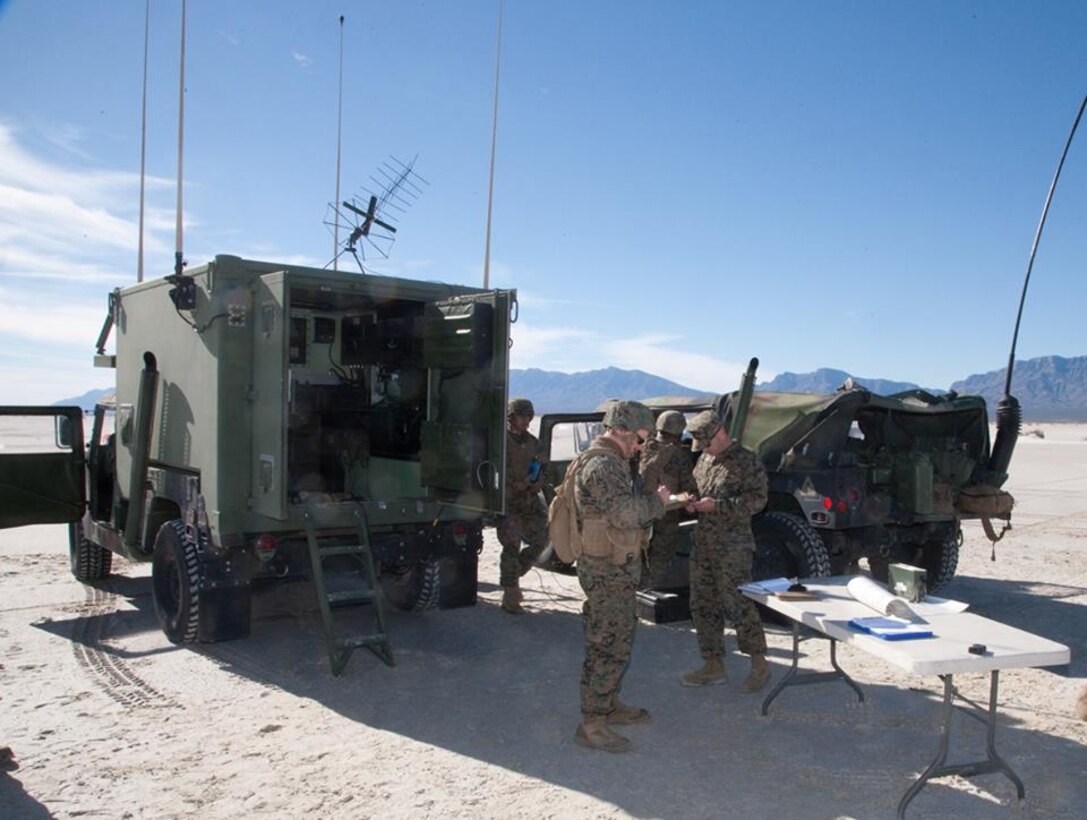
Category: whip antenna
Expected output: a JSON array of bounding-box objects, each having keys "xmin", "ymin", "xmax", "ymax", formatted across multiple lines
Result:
[
  {"xmin": 333, "ymin": 15, "xmax": 345, "ymax": 271},
  {"xmin": 482, "ymin": 0, "xmax": 504, "ymax": 288},
  {"xmin": 173, "ymin": 0, "xmax": 187, "ymax": 280},
  {"xmin": 1004, "ymin": 93, "xmax": 1087, "ymax": 396},
  {"xmin": 137, "ymin": 0, "xmax": 150, "ymax": 282}
]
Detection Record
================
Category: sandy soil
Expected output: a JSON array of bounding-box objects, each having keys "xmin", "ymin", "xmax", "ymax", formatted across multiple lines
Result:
[{"xmin": 1, "ymin": 426, "xmax": 1085, "ymax": 819}]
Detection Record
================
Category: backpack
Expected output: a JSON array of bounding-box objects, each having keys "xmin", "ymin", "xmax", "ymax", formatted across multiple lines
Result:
[{"xmin": 548, "ymin": 446, "xmax": 610, "ymax": 564}]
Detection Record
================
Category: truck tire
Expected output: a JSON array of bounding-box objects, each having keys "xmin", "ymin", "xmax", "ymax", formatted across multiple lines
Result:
[
  {"xmin": 152, "ymin": 520, "xmax": 201, "ymax": 644},
  {"xmin": 917, "ymin": 532, "xmax": 960, "ymax": 592},
  {"xmin": 68, "ymin": 521, "xmax": 112, "ymax": 581},
  {"xmin": 752, "ymin": 511, "xmax": 832, "ymax": 581},
  {"xmin": 868, "ymin": 533, "xmax": 960, "ymax": 592},
  {"xmin": 380, "ymin": 559, "xmax": 441, "ymax": 612}
]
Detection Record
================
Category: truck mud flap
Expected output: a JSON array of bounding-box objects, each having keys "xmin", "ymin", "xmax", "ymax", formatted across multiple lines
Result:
[{"xmin": 198, "ymin": 584, "xmax": 252, "ymax": 642}]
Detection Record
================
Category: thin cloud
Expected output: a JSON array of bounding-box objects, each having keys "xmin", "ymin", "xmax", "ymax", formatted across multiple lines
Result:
[
  {"xmin": 509, "ymin": 324, "xmax": 767, "ymax": 394},
  {"xmin": 601, "ymin": 332, "xmax": 755, "ymax": 393},
  {"xmin": 0, "ymin": 295, "xmax": 107, "ymax": 347},
  {"xmin": 292, "ymin": 51, "xmax": 314, "ymax": 69},
  {"xmin": 0, "ymin": 123, "xmax": 176, "ymax": 284}
]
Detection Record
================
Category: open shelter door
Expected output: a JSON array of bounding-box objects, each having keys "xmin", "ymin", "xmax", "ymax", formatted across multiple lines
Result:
[
  {"xmin": 419, "ymin": 290, "xmax": 514, "ymax": 516},
  {"xmin": 0, "ymin": 406, "xmax": 86, "ymax": 529}
]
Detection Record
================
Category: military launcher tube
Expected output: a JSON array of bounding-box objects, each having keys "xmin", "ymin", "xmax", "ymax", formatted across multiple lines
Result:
[
  {"xmin": 123, "ymin": 352, "xmax": 158, "ymax": 549},
  {"xmin": 987, "ymin": 394, "xmax": 1021, "ymax": 486},
  {"xmin": 728, "ymin": 357, "xmax": 759, "ymax": 445}
]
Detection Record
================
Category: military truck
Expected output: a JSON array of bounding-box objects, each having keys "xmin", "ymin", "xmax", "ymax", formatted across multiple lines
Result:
[
  {"xmin": 537, "ymin": 383, "xmax": 1017, "ymax": 592},
  {"xmin": 0, "ymin": 255, "xmax": 515, "ymax": 651}
]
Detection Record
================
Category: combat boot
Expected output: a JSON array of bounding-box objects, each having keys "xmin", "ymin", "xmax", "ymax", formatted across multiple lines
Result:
[
  {"xmin": 681, "ymin": 656, "xmax": 727, "ymax": 687},
  {"xmin": 501, "ymin": 585, "xmax": 524, "ymax": 615},
  {"xmin": 606, "ymin": 697, "xmax": 650, "ymax": 725},
  {"xmin": 743, "ymin": 654, "xmax": 771, "ymax": 693},
  {"xmin": 574, "ymin": 716, "xmax": 630, "ymax": 753}
]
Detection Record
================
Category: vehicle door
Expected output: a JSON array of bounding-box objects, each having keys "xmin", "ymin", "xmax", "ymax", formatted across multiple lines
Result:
[
  {"xmin": 0, "ymin": 406, "xmax": 86, "ymax": 529},
  {"xmin": 420, "ymin": 289, "xmax": 515, "ymax": 515}
]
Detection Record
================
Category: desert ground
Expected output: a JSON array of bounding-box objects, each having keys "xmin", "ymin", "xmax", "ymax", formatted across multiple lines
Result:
[{"xmin": 1, "ymin": 423, "xmax": 1085, "ymax": 819}]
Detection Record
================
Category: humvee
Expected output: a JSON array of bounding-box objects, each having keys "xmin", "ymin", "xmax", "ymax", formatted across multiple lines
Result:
[
  {"xmin": 537, "ymin": 384, "xmax": 1017, "ymax": 592},
  {"xmin": 0, "ymin": 255, "xmax": 515, "ymax": 653}
]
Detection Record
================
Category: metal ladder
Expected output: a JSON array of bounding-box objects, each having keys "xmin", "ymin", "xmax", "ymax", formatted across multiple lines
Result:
[{"xmin": 304, "ymin": 508, "xmax": 394, "ymax": 676}]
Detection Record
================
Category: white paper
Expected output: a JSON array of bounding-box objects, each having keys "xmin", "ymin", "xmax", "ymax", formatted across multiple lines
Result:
[
  {"xmin": 740, "ymin": 577, "xmax": 792, "ymax": 595},
  {"xmin": 910, "ymin": 595, "xmax": 970, "ymax": 616},
  {"xmin": 846, "ymin": 576, "xmax": 925, "ymax": 622}
]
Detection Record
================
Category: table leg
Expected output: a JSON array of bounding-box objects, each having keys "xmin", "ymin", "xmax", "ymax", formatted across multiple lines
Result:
[
  {"xmin": 896, "ymin": 671, "xmax": 1026, "ymax": 818},
  {"xmin": 761, "ymin": 621, "xmax": 865, "ymax": 716}
]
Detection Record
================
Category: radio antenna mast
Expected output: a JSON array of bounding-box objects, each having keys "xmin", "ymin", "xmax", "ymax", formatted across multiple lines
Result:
[
  {"xmin": 482, "ymin": 0, "xmax": 504, "ymax": 289},
  {"xmin": 137, "ymin": 0, "xmax": 150, "ymax": 282},
  {"xmin": 173, "ymin": 0, "xmax": 187, "ymax": 280},
  {"xmin": 332, "ymin": 15, "xmax": 346, "ymax": 271}
]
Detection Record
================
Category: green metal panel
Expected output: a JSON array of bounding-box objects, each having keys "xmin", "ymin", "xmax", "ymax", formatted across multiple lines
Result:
[
  {"xmin": 0, "ymin": 407, "xmax": 85, "ymax": 529},
  {"xmin": 420, "ymin": 290, "xmax": 511, "ymax": 515},
  {"xmin": 250, "ymin": 271, "xmax": 288, "ymax": 520}
]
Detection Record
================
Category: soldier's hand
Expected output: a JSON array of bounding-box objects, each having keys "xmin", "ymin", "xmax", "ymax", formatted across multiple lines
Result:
[
  {"xmin": 687, "ymin": 496, "xmax": 717, "ymax": 514},
  {"xmin": 655, "ymin": 484, "xmax": 671, "ymax": 505}
]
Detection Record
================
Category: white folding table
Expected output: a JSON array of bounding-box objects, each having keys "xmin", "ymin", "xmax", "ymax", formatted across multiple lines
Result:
[{"xmin": 743, "ymin": 576, "xmax": 1070, "ymax": 818}]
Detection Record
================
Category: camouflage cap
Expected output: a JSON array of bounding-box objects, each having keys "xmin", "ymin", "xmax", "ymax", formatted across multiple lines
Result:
[
  {"xmin": 507, "ymin": 397, "xmax": 534, "ymax": 418},
  {"xmin": 602, "ymin": 400, "xmax": 655, "ymax": 433},
  {"xmin": 655, "ymin": 410, "xmax": 687, "ymax": 436},
  {"xmin": 686, "ymin": 410, "xmax": 722, "ymax": 452}
]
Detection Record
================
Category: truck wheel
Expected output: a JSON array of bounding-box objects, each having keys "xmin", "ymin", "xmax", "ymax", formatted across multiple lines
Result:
[
  {"xmin": 866, "ymin": 546, "xmax": 914, "ymax": 583},
  {"xmin": 380, "ymin": 559, "xmax": 441, "ymax": 612},
  {"xmin": 917, "ymin": 533, "xmax": 960, "ymax": 592},
  {"xmin": 68, "ymin": 521, "xmax": 112, "ymax": 581},
  {"xmin": 152, "ymin": 520, "xmax": 201, "ymax": 644},
  {"xmin": 752, "ymin": 512, "xmax": 832, "ymax": 581}
]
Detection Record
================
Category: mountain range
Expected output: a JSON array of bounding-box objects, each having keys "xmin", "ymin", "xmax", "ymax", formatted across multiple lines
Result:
[
  {"xmin": 54, "ymin": 355, "xmax": 1087, "ymax": 422},
  {"xmin": 510, "ymin": 356, "xmax": 1087, "ymax": 421}
]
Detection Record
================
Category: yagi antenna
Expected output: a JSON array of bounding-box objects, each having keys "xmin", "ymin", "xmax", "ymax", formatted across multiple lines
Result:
[{"xmin": 324, "ymin": 154, "xmax": 428, "ymax": 274}]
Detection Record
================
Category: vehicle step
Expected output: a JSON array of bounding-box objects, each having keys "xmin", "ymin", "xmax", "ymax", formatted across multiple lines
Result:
[
  {"xmin": 327, "ymin": 589, "xmax": 374, "ymax": 606},
  {"xmin": 318, "ymin": 544, "xmax": 368, "ymax": 558}
]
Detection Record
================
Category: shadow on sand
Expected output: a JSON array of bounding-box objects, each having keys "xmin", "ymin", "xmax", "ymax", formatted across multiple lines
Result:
[{"xmin": 33, "ymin": 569, "xmax": 1087, "ymax": 819}]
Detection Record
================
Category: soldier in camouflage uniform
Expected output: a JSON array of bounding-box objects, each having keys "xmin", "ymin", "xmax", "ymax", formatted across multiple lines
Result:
[
  {"xmin": 639, "ymin": 410, "xmax": 697, "ymax": 589},
  {"xmin": 682, "ymin": 406, "xmax": 771, "ymax": 693},
  {"xmin": 497, "ymin": 398, "xmax": 549, "ymax": 614},
  {"xmin": 574, "ymin": 400, "xmax": 670, "ymax": 752}
]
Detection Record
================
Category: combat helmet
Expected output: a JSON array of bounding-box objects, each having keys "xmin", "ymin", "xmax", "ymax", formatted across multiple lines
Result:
[
  {"xmin": 602, "ymin": 400, "xmax": 655, "ymax": 433},
  {"xmin": 507, "ymin": 397, "xmax": 535, "ymax": 418},
  {"xmin": 655, "ymin": 410, "xmax": 686, "ymax": 436}
]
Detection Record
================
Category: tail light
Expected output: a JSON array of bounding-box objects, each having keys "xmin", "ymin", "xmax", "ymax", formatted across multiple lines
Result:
[
  {"xmin": 254, "ymin": 534, "xmax": 277, "ymax": 562},
  {"xmin": 451, "ymin": 522, "xmax": 469, "ymax": 546}
]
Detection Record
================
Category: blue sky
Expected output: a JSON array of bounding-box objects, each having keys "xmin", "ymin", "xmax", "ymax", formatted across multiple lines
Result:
[{"xmin": 1, "ymin": 0, "xmax": 1085, "ymax": 405}]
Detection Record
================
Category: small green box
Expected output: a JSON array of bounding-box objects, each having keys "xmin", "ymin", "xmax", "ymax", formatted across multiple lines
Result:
[{"xmin": 889, "ymin": 562, "xmax": 927, "ymax": 602}]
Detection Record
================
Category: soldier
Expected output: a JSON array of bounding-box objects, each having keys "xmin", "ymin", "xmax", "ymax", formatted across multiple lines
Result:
[
  {"xmin": 639, "ymin": 410, "xmax": 697, "ymax": 589},
  {"xmin": 497, "ymin": 398, "xmax": 549, "ymax": 615},
  {"xmin": 682, "ymin": 405, "xmax": 772, "ymax": 693},
  {"xmin": 573, "ymin": 400, "xmax": 671, "ymax": 752}
]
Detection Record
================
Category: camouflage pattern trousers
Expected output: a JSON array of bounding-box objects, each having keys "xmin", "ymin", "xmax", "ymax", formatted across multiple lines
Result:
[
  {"xmin": 497, "ymin": 493, "xmax": 549, "ymax": 588},
  {"xmin": 577, "ymin": 554, "xmax": 641, "ymax": 717},
  {"xmin": 689, "ymin": 539, "xmax": 767, "ymax": 658}
]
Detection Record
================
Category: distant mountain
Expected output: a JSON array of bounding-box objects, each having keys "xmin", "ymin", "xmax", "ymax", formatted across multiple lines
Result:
[
  {"xmin": 514, "ymin": 356, "xmax": 1087, "ymax": 420},
  {"xmin": 951, "ymin": 355, "xmax": 1087, "ymax": 422},
  {"xmin": 54, "ymin": 388, "xmax": 112, "ymax": 411},
  {"xmin": 510, "ymin": 367, "xmax": 711, "ymax": 413},
  {"xmin": 53, "ymin": 356, "xmax": 1087, "ymax": 421},
  {"xmin": 755, "ymin": 368, "xmax": 931, "ymax": 396}
]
